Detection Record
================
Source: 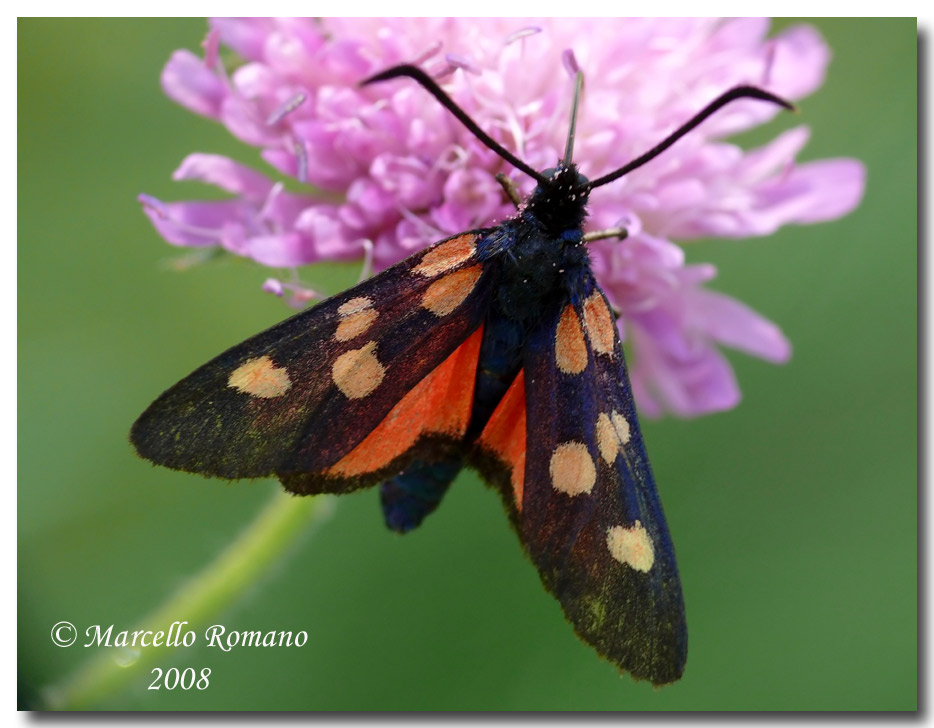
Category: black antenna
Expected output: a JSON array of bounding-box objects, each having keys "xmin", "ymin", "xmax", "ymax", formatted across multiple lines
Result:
[
  {"xmin": 362, "ymin": 64, "xmax": 548, "ymax": 184},
  {"xmin": 363, "ymin": 65, "xmax": 795, "ymax": 194},
  {"xmin": 586, "ymin": 86, "xmax": 795, "ymax": 191}
]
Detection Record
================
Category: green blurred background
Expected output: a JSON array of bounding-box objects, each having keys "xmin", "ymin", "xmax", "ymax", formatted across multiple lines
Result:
[{"xmin": 18, "ymin": 18, "xmax": 916, "ymax": 711}]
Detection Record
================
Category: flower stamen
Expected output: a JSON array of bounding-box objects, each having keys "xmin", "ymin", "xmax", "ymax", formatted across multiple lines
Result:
[
  {"xmin": 266, "ymin": 93, "xmax": 307, "ymax": 126},
  {"xmin": 263, "ymin": 277, "xmax": 322, "ymax": 308},
  {"xmin": 445, "ymin": 54, "xmax": 480, "ymax": 75},
  {"xmin": 293, "ymin": 140, "xmax": 308, "ymax": 184},
  {"xmin": 504, "ymin": 27, "xmax": 541, "ymax": 45}
]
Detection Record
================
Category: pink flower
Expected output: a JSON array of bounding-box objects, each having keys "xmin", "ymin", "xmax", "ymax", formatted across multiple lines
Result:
[{"xmin": 141, "ymin": 17, "xmax": 865, "ymax": 417}]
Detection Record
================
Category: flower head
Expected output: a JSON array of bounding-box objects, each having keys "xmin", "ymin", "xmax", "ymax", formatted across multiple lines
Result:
[{"xmin": 141, "ymin": 17, "xmax": 865, "ymax": 417}]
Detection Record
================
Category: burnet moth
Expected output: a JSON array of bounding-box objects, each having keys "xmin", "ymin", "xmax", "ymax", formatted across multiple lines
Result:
[{"xmin": 131, "ymin": 64, "xmax": 793, "ymax": 685}]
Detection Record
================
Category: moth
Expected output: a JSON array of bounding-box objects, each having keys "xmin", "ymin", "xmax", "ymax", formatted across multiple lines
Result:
[{"xmin": 132, "ymin": 64, "xmax": 792, "ymax": 685}]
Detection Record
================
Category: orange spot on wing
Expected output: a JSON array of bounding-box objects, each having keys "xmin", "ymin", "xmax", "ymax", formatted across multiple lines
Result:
[
  {"xmin": 412, "ymin": 234, "xmax": 477, "ymax": 277},
  {"xmin": 335, "ymin": 308, "xmax": 378, "ymax": 341},
  {"xmin": 478, "ymin": 370, "xmax": 527, "ymax": 511},
  {"xmin": 582, "ymin": 292, "xmax": 616, "ymax": 358},
  {"xmin": 549, "ymin": 441, "xmax": 595, "ymax": 496},
  {"xmin": 328, "ymin": 326, "xmax": 484, "ymax": 477},
  {"xmin": 228, "ymin": 356, "xmax": 291, "ymax": 398},
  {"xmin": 555, "ymin": 304, "xmax": 588, "ymax": 374},
  {"xmin": 331, "ymin": 341, "xmax": 384, "ymax": 399},
  {"xmin": 338, "ymin": 297, "xmax": 373, "ymax": 316},
  {"xmin": 421, "ymin": 264, "xmax": 483, "ymax": 317}
]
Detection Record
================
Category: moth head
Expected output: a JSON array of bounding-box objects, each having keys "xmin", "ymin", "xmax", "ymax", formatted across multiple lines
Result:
[{"xmin": 540, "ymin": 165, "xmax": 590, "ymax": 192}]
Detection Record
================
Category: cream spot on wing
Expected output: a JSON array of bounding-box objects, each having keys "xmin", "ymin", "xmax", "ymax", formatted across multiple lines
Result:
[
  {"xmin": 611, "ymin": 411, "xmax": 631, "ymax": 445},
  {"xmin": 596, "ymin": 412, "xmax": 618, "ymax": 464},
  {"xmin": 421, "ymin": 265, "xmax": 482, "ymax": 317},
  {"xmin": 335, "ymin": 309, "xmax": 378, "ymax": 341},
  {"xmin": 607, "ymin": 521, "xmax": 655, "ymax": 572},
  {"xmin": 596, "ymin": 410, "xmax": 632, "ymax": 464},
  {"xmin": 582, "ymin": 292, "xmax": 616, "ymax": 358},
  {"xmin": 335, "ymin": 297, "xmax": 378, "ymax": 342},
  {"xmin": 331, "ymin": 341, "xmax": 384, "ymax": 399},
  {"xmin": 338, "ymin": 297, "xmax": 373, "ymax": 317},
  {"xmin": 412, "ymin": 234, "xmax": 476, "ymax": 277},
  {"xmin": 228, "ymin": 356, "xmax": 291, "ymax": 398},
  {"xmin": 549, "ymin": 441, "xmax": 596, "ymax": 496},
  {"xmin": 555, "ymin": 305, "xmax": 587, "ymax": 374}
]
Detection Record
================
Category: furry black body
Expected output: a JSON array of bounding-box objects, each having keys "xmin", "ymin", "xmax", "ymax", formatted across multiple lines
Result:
[{"xmin": 381, "ymin": 165, "xmax": 594, "ymax": 531}]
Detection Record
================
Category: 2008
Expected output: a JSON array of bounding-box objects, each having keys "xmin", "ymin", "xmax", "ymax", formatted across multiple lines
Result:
[{"xmin": 149, "ymin": 667, "xmax": 211, "ymax": 690}]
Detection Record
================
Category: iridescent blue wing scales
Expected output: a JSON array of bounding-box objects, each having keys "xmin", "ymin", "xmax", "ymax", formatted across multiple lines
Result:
[{"xmin": 517, "ymin": 272, "xmax": 687, "ymax": 685}]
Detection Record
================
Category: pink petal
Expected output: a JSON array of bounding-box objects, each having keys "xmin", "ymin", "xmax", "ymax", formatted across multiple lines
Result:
[
  {"xmin": 689, "ymin": 289, "xmax": 791, "ymax": 362},
  {"xmin": 431, "ymin": 168, "xmax": 505, "ymax": 233},
  {"xmin": 139, "ymin": 195, "xmax": 243, "ymax": 247},
  {"xmin": 229, "ymin": 61, "xmax": 282, "ymax": 101},
  {"xmin": 276, "ymin": 121, "xmax": 366, "ymax": 189},
  {"xmin": 708, "ymin": 17, "xmax": 771, "ymax": 53},
  {"xmin": 260, "ymin": 187, "xmax": 311, "ymax": 230},
  {"xmin": 262, "ymin": 23, "xmax": 326, "ymax": 80},
  {"xmin": 768, "ymin": 24, "xmax": 831, "ymax": 101},
  {"xmin": 345, "ymin": 179, "xmax": 400, "ymax": 229},
  {"xmin": 160, "ymin": 50, "xmax": 226, "ymax": 118},
  {"xmin": 369, "ymin": 154, "xmax": 439, "ymax": 210},
  {"xmin": 630, "ymin": 321, "xmax": 741, "ymax": 418},
  {"xmin": 671, "ymin": 156, "xmax": 866, "ymax": 238},
  {"xmin": 294, "ymin": 206, "xmax": 364, "ymax": 261},
  {"xmin": 240, "ymin": 232, "xmax": 314, "ymax": 267},
  {"xmin": 220, "ymin": 95, "xmax": 281, "ymax": 147},
  {"xmin": 173, "ymin": 154, "xmax": 274, "ymax": 200},
  {"xmin": 209, "ymin": 17, "xmax": 277, "ymax": 61},
  {"xmin": 737, "ymin": 126, "xmax": 810, "ymax": 183},
  {"xmin": 758, "ymin": 158, "xmax": 867, "ymax": 225}
]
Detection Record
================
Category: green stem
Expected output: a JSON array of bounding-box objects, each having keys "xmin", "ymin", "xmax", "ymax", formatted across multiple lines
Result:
[{"xmin": 42, "ymin": 490, "xmax": 331, "ymax": 710}]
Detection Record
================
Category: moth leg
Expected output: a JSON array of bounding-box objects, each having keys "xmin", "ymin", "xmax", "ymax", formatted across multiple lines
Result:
[
  {"xmin": 380, "ymin": 458, "xmax": 463, "ymax": 533},
  {"xmin": 582, "ymin": 227, "xmax": 629, "ymax": 243},
  {"xmin": 495, "ymin": 173, "xmax": 522, "ymax": 209}
]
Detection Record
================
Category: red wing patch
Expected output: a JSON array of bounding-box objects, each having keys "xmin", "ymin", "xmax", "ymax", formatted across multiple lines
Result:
[
  {"xmin": 131, "ymin": 229, "xmax": 492, "ymax": 485},
  {"xmin": 327, "ymin": 325, "xmax": 484, "ymax": 477},
  {"xmin": 477, "ymin": 370, "xmax": 527, "ymax": 511}
]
